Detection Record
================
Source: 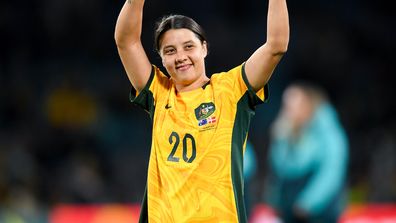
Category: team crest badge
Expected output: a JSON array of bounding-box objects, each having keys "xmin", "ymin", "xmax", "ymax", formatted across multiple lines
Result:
[{"xmin": 194, "ymin": 102, "xmax": 216, "ymax": 121}]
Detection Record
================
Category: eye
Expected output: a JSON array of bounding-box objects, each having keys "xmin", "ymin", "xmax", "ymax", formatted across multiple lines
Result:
[
  {"xmin": 185, "ymin": 44, "xmax": 194, "ymax": 50},
  {"xmin": 164, "ymin": 48, "xmax": 176, "ymax": 55}
]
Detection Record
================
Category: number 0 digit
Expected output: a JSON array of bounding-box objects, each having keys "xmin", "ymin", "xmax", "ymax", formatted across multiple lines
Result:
[{"xmin": 183, "ymin": 133, "xmax": 196, "ymax": 163}]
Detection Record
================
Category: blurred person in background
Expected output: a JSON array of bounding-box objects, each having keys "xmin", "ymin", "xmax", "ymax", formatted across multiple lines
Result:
[
  {"xmin": 264, "ymin": 81, "xmax": 349, "ymax": 223},
  {"xmin": 244, "ymin": 140, "xmax": 258, "ymax": 220}
]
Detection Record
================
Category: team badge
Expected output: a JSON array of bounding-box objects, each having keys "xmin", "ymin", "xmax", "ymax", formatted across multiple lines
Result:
[
  {"xmin": 194, "ymin": 102, "xmax": 216, "ymax": 121},
  {"xmin": 195, "ymin": 102, "xmax": 217, "ymax": 127}
]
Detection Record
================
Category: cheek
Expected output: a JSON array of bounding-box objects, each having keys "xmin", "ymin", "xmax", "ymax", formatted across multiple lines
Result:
[
  {"xmin": 162, "ymin": 58, "xmax": 173, "ymax": 70},
  {"xmin": 191, "ymin": 53, "xmax": 205, "ymax": 67}
]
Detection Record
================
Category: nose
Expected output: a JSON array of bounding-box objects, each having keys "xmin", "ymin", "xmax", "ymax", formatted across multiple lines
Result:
[{"xmin": 175, "ymin": 52, "xmax": 188, "ymax": 64}]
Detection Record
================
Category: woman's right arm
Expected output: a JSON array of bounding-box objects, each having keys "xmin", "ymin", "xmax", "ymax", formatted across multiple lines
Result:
[{"xmin": 115, "ymin": 0, "xmax": 152, "ymax": 92}]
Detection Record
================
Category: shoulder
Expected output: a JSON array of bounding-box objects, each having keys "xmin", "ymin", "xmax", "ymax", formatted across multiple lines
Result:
[
  {"xmin": 148, "ymin": 65, "xmax": 172, "ymax": 90},
  {"xmin": 153, "ymin": 65, "xmax": 171, "ymax": 81},
  {"xmin": 210, "ymin": 64, "xmax": 244, "ymax": 84}
]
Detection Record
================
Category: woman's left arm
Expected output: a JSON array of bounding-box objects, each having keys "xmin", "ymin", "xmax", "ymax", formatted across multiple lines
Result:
[{"xmin": 245, "ymin": 0, "xmax": 289, "ymax": 92}]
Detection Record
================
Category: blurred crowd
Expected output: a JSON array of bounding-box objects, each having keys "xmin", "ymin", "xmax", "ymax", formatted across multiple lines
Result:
[{"xmin": 0, "ymin": 0, "xmax": 395, "ymax": 221}]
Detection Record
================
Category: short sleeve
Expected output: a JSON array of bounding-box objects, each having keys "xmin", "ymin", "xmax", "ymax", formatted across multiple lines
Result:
[
  {"xmin": 241, "ymin": 63, "xmax": 269, "ymax": 108},
  {"xmin": 129, "ymin": 65, "xmax": 171, "ymax": 119},
  {"xmin": 211, "ymin": 63, "xmax": 269, "ymax": 109}
]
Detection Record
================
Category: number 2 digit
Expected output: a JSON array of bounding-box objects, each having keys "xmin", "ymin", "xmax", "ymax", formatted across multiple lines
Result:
[{"xmin": 167, "ymin": 131, "xmax": 180, "ymax": 162}]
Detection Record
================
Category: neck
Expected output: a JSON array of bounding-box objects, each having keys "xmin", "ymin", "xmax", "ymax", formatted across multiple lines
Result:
[{"xmin": 175, "ymin": 76, "xmax": 210, "ymax": 93}]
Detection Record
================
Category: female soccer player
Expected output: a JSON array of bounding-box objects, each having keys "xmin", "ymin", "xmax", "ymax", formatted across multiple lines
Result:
[{"xmin": 114, "ymin": 0, "xmax": 289, "ymax": 222}]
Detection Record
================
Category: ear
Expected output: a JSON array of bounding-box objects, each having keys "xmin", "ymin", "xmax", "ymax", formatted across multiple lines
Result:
[
  {"xmin": 202, "ymin": 41, "xmax": 208, "ymax": 58},
  {"xmin": 160, "ymin": 52, "xmax": 166, "ymax": 67},
  {"xmin": 157, "ymin": 50, "xmax": 164, "ymax": 66}
]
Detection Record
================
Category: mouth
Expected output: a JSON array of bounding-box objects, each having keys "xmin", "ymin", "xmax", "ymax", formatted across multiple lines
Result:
[{"xmin": 176, "ymin": 64, "xmax": 192, "ymax": 71}]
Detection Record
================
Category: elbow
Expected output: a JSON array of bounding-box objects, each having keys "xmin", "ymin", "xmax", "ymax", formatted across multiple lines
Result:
[
  {"xmin": 267, "ymin": 32, "xmax": 289, "ymax": 55},
  {"xmin": 114, "ymin": 32, "xmax": 122, "ymax": 47},
  {"xmin": 276, "ymin": 44, "xmax": 288, "ymax": 55},
  {"xmin": 114, "ymin": 30, "xmax": 134, "ymax": 49},
  {"xmin": 114, "ymin": 32, "xmax": 127, "ymax": 48},
  {"xmin": 272, "ymin": 43, "xmax": 289, "ymax": 56},
  {"xmin": 115, "ymin": 33, "xmax": 140, "ymax": 50},
  {"xmin": 279, "ymin": 45, "xmax": 288, "ymax": 55},
  {"xmin": 269, "ymin": 38, "xmax": 289, "ymax": 55}
]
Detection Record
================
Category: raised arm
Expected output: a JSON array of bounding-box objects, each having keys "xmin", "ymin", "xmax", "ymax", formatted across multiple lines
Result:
[
  {"xmin": 245, "ymin": 0, "xmax": 289, "ymax": 92},
  {"xmin": 115, "ymin": 0, "xmax": 152, "ymax": 92}
]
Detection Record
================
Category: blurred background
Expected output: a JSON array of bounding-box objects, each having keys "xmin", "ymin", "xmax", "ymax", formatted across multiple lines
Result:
[{"xmin": 1, "ymin": 0, "xmax": 395, "ymax": 222}]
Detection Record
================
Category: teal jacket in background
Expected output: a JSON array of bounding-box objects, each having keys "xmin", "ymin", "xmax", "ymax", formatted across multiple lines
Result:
[
  {"xmin": 244, "ymin": 141, "xmax": 257, "ymax": 182},
  {"xmin": 244, "ymin": 141, "xmax": 257, "ymax": 219},
  {"xmin": 266, "ymin": 103, "xmax": 349, "ymax": 222}
]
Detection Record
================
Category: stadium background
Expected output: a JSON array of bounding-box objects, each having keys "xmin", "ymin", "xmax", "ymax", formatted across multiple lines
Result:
[{"xmin": 1, "ymin": 0, "xmax": 395, "ymax": 222}]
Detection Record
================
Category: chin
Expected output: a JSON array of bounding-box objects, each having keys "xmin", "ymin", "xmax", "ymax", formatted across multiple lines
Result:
[
  {"xmin": 179, "ymin": 78, "xmax": 195, "ymax": 86},
  {"xmin": 174, "ymin": 72, "xmax": 194, "ymax": 82}
]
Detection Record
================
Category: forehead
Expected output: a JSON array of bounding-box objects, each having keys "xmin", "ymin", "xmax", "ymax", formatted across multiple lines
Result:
[{"xmin": 160, "ymin": 28, "xmax": 200, "ymax": 48}]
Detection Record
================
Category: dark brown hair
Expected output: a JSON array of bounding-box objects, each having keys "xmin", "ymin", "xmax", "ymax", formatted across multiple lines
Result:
[{"xmin": 154, "ymin": 15, "xmax": 208, "ymax": 53}]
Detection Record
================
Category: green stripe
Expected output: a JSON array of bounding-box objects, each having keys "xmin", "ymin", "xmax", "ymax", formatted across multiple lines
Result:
[
  {"xmin": 231, "ymin": 93, "xmax": 257, "ymax": 223},
  {"xmin": 138, "ymin": 186, "xmax": 148, "ymax": 223},
  {"xmin": 231, "ymin": 64, "xmax": 268, "ymax": 222},
  {"xmin": 130, "ymin": 65, "xmax": 156, "ymax": 120},
  {"xmin": 131, "ymin": 67, "xmax": 155, "ymax": 222}
]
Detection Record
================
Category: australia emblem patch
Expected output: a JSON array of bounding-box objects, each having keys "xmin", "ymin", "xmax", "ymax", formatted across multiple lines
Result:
[
  {"xmin": 195, "ymin": 102, "xmax": 216, "ymax": 120},
  {"xmin": 195, "ymin": 102, "xmax": 216, "ymax": 127}
]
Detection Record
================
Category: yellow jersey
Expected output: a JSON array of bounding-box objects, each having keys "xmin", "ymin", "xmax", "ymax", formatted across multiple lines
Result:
[{"xmin": 130, "ymin": 63, "xmax": 268, "ymax": 223}]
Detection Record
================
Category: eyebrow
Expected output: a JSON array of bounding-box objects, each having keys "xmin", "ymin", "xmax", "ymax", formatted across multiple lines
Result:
[
  {"xmin": 162, "ymin": 40, "xmax": 195, "ymax": 50},
  {"xmin": 183, "ymin": 40, "xmax": 195, "ymax": 45}
]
